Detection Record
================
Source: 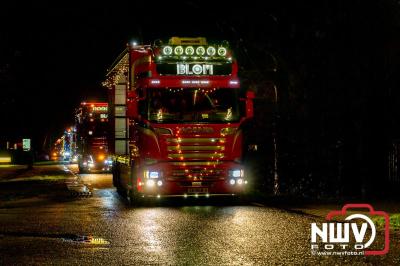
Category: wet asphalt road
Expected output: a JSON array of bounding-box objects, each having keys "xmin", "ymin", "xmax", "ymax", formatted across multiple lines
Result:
[{"xmin": 0, "ymin": 164, "xmax": 399, "ymax": 265}]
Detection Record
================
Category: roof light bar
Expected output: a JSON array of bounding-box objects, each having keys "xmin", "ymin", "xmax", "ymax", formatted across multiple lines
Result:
[
  {"xmin": 174, "ymin": 46, "xmax": 184, "ymax": 55},
  {"xmin": 206, "ymin": 46, "xmax": 216, "ymax": 56},
  {"xmin": 196, "ymin": 46, "xmax": 205, "ymax": 56},
  {"xmin": 185, "ymin": 46, "xmax": 194, "ymax": 55},
  {"xmin": 163, "ymin": 46, "xmax": 173, "ymax": 55},
  {"xmin": 160, "ymin": 45, "xmax": 229, "ymax": 58},
  {"xmin": 217, "ymin": 47, "xmax": 227, "ymax": 56}
]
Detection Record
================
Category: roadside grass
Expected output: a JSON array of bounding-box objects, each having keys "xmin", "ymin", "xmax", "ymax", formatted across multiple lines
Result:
[
  {"xmin": 372, "ymin": 214, "xmax": 400, "ymax": 231},
  {"xmin": 0, "ymin": 175, "xmax": 68, "ymax": 183},
  {"xmin": 0, "ymin": 164, "xmax": 24, "ymax": 168},
  {"xmin": 34, "ymin": 161, "xmax": 68, "ymax": 166},
  {"xmin": 0, "ymin": 178, "xmax": 70, "ymax": 203}
]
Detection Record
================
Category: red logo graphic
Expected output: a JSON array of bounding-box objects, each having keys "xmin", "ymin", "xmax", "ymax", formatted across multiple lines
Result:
[{"xmin": 325, "ymin": 204, "xmax": 390, "ymax": 256}]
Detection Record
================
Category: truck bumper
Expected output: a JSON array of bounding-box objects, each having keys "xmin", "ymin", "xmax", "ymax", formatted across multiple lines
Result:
[{"xmin": 136, "ymin": 161, "xmax": 248, "ymax": 197}]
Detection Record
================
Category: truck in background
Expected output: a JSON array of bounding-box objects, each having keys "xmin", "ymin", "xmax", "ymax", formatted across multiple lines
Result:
[
  {"xmin": 61, "ymin": 127, "xmax": 77, "ymax": 162},
  {"xmin": 75, "ymin": 102, "xmax": 112, "ymax": 173},
  {"xmin": 104, "ymin": 37, "xmax": 254, "ymax": 204},
  {"xmin": 51, "ymin": 127, "xmax": 76, "ymax": 162}
]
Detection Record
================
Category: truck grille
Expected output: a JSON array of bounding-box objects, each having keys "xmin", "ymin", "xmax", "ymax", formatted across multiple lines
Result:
[
  {"xmin": 166, "ymin": 137, "xmax": 226, "ymax": 160},
  {"xmin": 169, "ymin": 168, "xmax": 225, "ymax": 180}
]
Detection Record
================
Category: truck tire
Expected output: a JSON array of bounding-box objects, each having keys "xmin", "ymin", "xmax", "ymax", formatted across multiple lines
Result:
[
  {"xmin": 127, "ymin": 188, "xmax": 143, "ymax": 207},
  {"xmin": 127, "ymin": 189, "xmax": 134, "ymax": 206},
  {"xmin": 113, "ymin": 177, "xmax": 128, "ymax": 197},
  {"xmin": 113, "ymin": 162, "xmax": 122, "ymax": 188},
  {"xmin": 112, "ymin": 165, "xmax": 120, "ymax": 188},
  {"xmin": 78, "ymin": 164, "xmax": 86, "ymax": 174}
]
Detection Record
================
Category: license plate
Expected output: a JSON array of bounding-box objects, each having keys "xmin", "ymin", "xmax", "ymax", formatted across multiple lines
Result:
[{"xmin": 187, "ymin": 187, "xmax": 208, "ymax": 194}]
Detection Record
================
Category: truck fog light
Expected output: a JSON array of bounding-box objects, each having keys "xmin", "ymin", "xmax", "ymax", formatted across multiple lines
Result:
[
  {"xmin": 229, "ymin": 179, "xmax": 236, "ymax": 185},
  {"xmin": 237, "ymin": 178, "xmax": 243, "ymax": 185},
  {"xmin": 146, "ymin": 180, "xmax": 155, "ymax": 187},
  {"xmin": 157, "ymin": 180, "xmax": 163, "ymax": 186}
]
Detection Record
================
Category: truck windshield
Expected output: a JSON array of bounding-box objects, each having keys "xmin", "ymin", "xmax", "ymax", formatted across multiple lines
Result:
[
  {"xmin": 79, "ymin": 114, "xmax": 108, "ymax": 137},
  {"xmin": 146, "ymin": 88, "xmax": 240, "ymax": 123},
  {"xmin": 88, "ymin": 121, "xmax": 108, "ymax": 137}
]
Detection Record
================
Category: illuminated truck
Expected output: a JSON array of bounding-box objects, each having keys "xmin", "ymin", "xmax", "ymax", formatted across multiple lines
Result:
[
  {"xmin": 61, "ymin": 127, "xmax": 77, "ymax": 162},
  {"xmin": 104, "ymin": 37, "xmax": 254, "ymax": 203},
  {"xmin": 75, "ymin": 102, "xmax": 112, "ymax": 173}
]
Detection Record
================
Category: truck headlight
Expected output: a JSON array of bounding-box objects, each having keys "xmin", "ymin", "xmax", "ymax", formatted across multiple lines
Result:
[
  {"xmin": 230, "ymin": 169, "xmax": 244, "ymax": 178},
  {"xmin": 149, "ymin": 171, "xmax": 159, "ymax": 179},
  {"xmin": 146, "ymin": 179, "xmax": 155, "ymax": 187},
  {"xmin": 144, "ymin": 170, "xmax": 162, "ymax": 179}
]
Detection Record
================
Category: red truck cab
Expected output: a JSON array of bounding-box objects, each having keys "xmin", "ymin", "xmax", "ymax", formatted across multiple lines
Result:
[{"xmin": 105, "ymin": 37, "xmax": 254, "ymax": 203}]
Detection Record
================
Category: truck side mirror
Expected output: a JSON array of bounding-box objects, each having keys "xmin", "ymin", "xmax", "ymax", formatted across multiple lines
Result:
[
  {"xmin": 127, "ymin": 91, "xmax": 138, "ymax": 118},
  {"xmin": 245, "ymin": 90, "xmax": 255, "ymax": 118},
  {"xmin": 246, "ymin": 90, "xmax": 255, "ymax": 99}
]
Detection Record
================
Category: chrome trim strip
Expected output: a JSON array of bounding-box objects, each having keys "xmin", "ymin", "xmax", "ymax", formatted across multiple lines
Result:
[
  {"xmin": 168, "ymin": 153, "xmax": 224, "ymax": 159},
  {"xmin": 142, "ymin": 193, "xmax": 237, "ymax": 198},
  {"xmin": 170, "ymin": 161, "xmax": 223, "ymax": 166},
  {"xmin": 167, "ymin": 145, "xmax": 224, "ymax": 151},
  {"xmin": 166, "ymin": 138, "xmax": 225, "ymax": 143}
]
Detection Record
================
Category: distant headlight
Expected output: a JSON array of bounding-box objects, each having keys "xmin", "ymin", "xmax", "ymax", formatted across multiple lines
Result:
[{"xmin": 88, "ymin": 162, "xmax": 95, "ymax": 168}]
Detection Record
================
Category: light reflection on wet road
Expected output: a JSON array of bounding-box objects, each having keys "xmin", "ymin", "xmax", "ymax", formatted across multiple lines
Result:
[{"xmin": 0, "ymin": 164, "xmax": 398, "ymax": 265}]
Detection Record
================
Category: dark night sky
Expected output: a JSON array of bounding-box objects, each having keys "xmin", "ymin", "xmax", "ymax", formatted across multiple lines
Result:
[
  {"xmin": 1, "ymin": 1, "xmax": 400, "ymax": 153},
  {"xmin": 0, "ymin": 1, "xmax": 243, "ymax": 148}
]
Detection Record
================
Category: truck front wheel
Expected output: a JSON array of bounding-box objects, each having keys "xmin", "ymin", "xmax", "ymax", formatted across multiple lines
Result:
[
  {"xmin": 127, "ymin": 188, "xmax": 143, "ymax": 207},
  {"xmin": 113, "ymin": 163, "xmax": 126, "ymax": 196},
  {"xmin": 78, "ymin": 164, "xmax": 86, "ymax": 174}
]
